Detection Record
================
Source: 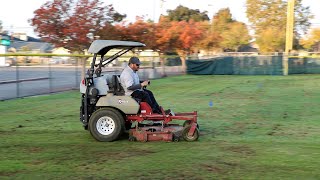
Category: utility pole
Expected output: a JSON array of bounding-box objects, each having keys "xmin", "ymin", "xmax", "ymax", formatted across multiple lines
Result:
[{"xmin": 283, "ymin": 0, "xmax": 295, "ymax": 75}]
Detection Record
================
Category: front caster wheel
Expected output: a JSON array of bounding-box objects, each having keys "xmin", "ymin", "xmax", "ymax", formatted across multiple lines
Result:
[
  {"xmin": 182, "ymin": 125, "xmax": 199, "ymax": 142},
  {"xmin": 183, "ymin": 120, "xmax": 200, "ymax": 128}
]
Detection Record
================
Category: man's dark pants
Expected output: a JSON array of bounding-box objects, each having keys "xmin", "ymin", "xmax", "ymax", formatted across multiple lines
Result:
[{"xmin": 131, "ymin": 89, "xmax": 161, "ymax": 113}]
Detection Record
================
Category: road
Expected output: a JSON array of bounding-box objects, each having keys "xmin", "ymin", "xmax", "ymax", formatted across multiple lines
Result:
[
  {"xmin": 0, "ymin": 66, "xmax": 82, "ymax": 100},
  {"xmin": 0, "ymin": 65, "xmax": 182, "ymax": 100}
]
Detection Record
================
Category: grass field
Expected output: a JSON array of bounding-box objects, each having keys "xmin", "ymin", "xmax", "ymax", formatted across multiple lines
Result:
[{"xmin": 1, "ymin": 75, "xmax": 320, "ymax": 179}]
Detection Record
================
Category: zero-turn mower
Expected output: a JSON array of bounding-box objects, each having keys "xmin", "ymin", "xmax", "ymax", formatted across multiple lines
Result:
[{"xmin": 80, "ymin": 40, "xmax": 199, "ymax": 142}]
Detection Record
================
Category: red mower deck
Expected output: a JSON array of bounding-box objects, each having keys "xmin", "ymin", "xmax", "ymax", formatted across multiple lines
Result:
[{"xmin": 126, "ymin": 102, "xmax": 199, "ymax": 142}]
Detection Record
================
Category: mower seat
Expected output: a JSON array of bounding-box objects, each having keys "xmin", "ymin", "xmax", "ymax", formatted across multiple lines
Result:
[
  {"xmin": 133, "ymin": 97, "xmax": 142, "ymax": 104},
  {"xmin": 108, "ymin": 75, "xmax": 125, "ymax": 95}
]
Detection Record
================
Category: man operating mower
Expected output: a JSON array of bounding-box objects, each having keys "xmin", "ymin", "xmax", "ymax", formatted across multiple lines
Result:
[{"xmin": 120, "ymin": 56, "xmax": 173, "ymax": 115}]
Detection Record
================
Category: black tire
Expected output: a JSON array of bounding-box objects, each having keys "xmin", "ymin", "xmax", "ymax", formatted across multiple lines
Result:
[
  {"xmin": 183, "ymin": 121, "xmax": 200, "ymax": 130},
  {"xmin": 182, "ymin": 125, "xmax": 199, "ymax": 142},
  {"xmin": 89, "ymin": 108, "xmax": 124, "ymax": 142},
  {"xmin": 183, "ymin": 120, "xmax": 191, "ymax": 127},
  {"xmin": 128, "ymin": 136, "xmax": 136, "ymax": 142},
  {"xmin": 125, "ymin": 122, "xmax": 132, "ymax": 131}
]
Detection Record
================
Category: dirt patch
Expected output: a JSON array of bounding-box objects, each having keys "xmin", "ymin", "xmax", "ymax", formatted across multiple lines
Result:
[
  {"xmin": 226, "ymin": 121, "xmax": 247, "ymax": 135},
  {"xmin": 28, "ymin": 160, "xmax": 44, "ymax": 165},
  {"xmin": 267, "ymin": 124, "xmax": 282, "ymax": 136},
  {"xmin": 199, "ymin": 160, "xmax": 240, "ymax": 175},
  {"xmin": 0, "ymin": 171, "xmax": 20, "ymax": 177},
  {"xmin": 216, "ymin": 160, "xmax": 238, "ymax": 167},
  {"xmin": 86, "ymin": 149, "xmax": 156, "ymax": 163},
  {"xmin": 129, "ymin": 169, "xmax": 203, "ymax": 180},
  {"xmin": 223, "ymin": 145, "xmax": 255, "ymax": 156},
  {"xmin": 201, "ymin": 164, "xmax": 224, "ymax": 173},
  {"xmin": 28, "ymin": 147, "xmax": 43, "ymax": 153},
  {"xmin": 103, "ymin": 149, "xmax": 154, "ymax": 158},
  {"xmin": 267, "ymin": 124, "xmax": 313, "ymax": 137},
  {"xmin": 0, "ymin": 128, "xmax": 17, "ymax": 136},
  {"xmin": 16, "ymin": 146, "xmax": 44, "ymax": 154}
]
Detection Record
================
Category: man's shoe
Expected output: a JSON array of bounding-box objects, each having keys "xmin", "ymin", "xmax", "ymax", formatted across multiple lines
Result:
[
  {"xmin": 152, "ymin": 108, "xmax": 162, "ymax": 114},
  {"xmin": 165, "ymin": 109, "xmax": 175, "ymax": 116}
]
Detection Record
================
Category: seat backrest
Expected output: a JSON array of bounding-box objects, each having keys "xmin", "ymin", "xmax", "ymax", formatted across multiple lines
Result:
[{"xmin": 108, "ymin": 75, "xmax": 125, "ymax": 95}]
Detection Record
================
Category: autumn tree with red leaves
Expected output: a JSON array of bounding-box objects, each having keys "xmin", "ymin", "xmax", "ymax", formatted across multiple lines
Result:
[
  {"xmin": 31, "ymin": 0, "xmax": 125, "ymax": 52},
  {"xmin": 113, "ymin": 17, "xmax": 158, "ymax": 50},
  {"xmin": 95, "ymin": 23, "xmax": 122, "ymax": 41},
  {"xmin": 156, "ymin": 17, "xmax": 204, "ymax": 71}
]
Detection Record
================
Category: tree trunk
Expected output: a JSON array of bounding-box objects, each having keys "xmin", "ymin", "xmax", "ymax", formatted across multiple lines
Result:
[
  {"xmin": 177, "ymin": 50, "xmax": 187, "ymax": 73},
  {"xmin": 160, "ymin": 56, "xmax": 167, "ymax": 77}
]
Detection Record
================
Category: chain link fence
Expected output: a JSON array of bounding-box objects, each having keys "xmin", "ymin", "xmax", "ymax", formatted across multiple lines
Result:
[
  {"xmin": 1, "ymin": 53, "xmax": 320, "ymax": 100},
  {"xmin": 0, "ymin": 55, "xmax": 183, "ymax": 100}
]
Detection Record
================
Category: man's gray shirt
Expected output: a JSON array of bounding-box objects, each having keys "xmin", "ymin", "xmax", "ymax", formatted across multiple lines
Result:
[{"xmin": 120, "ymin": 65, "xmax": 142, "ymax": 96}]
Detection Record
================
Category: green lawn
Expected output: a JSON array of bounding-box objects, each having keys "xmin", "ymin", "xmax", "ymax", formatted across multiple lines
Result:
[{"xmin": 1, "ymin": 75, "xmax": 320, "ymax": 179}]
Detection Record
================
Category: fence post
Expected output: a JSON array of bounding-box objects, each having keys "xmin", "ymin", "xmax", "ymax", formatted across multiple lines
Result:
[
  {"xmin": 160, "ymin": 55, "xmax": 167, "ymax": 77},
  {"xmin": 16, "ymin": 64, "xmax": 20, "ymax": 98},
  {"xmin": 283, "ymin": 54, "xmax": 289, "ymax": 76},
  {"xmin": 48, "ymin": 58, "xmax": 53, "ymax": 93},
  {"xmin": 149, "ymin": 57, "xmax": 156, "ymax": 79},
  {"xmin": 81, "ymin": 57, "xmax": 86, "ymax": 80},
  {"xmin": 75, "ymin": 57, "xmax": 79, "ymax": 89}
]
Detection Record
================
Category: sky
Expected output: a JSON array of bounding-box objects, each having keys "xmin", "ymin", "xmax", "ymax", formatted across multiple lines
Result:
[{"xmin": 0, "ymin": 0, "xmax": 319, "ymax": 38}]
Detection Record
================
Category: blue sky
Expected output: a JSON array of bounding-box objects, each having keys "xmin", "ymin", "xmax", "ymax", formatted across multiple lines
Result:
[{"xmin": 0, "ymin": 0, "xmax": 319, "ymax": 37}]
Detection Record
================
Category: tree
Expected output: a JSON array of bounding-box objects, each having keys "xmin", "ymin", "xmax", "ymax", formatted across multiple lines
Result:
[
  {"xmin": 0, "ymin": 20, "xmax": 2, "ymax": 33},
  {"xmin": 166, "ymin": 5, "xmax": 209, "ymax": 22},
  {"xmin": 256, "ymin": 27, "xmax": 286, "ymax": 52},
  {"xmin": 293, "ymin": 0, "xmax": 314, "ymax": 37},
  {"xmin": 96, "ymin": 23, "xmax": 122, "ymax": 41},
  {"xmin": 197, "ymin": 21, "xmax": 222, "ymax": 52},
  {"xmin": 31, "ymin": 0, "xmax": 125, "ymax": 52},
  {"xmin": 115, "ymin": 18, "xmax": 158, "ymax": 50},
  {"xmin": 220, "ymin": 22, "xmax": 251, "ymax": 51},
  {"xmin": 211, "ymin": 8, "xmax": 234, "ymax": 33},
  {"xmin": 300, "ymin": 28, "xmax": 320, "ymax": 51},
  {"xmin": 154, "ymin": 6, "xmax": 209, "ymax": 71},
  {"xmin": 156, "ymin": 18, "xmax": 204, "ymax": 71},
  {"xmin": 246, "ymin": 0, "xmax": 313, "ymax": 52},
  {"xmin": 198, "ymin": 8, "xmax": 251, "ymax": 52}
]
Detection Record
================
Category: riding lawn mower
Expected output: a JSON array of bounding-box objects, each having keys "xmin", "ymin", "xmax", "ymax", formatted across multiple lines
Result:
[{"xmin": 80, "ymin": 40, "xmax": 199, "ymax": 142}]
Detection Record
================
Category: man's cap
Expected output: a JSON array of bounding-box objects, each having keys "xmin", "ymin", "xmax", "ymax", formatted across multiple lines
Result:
[{"xmin": 129, "ymin": 56, "xmax": 141, "ymax": 65}]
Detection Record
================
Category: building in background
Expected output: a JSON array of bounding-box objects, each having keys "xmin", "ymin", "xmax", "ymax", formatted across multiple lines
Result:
[{"xmin": 0, "ymin": 33, "xmax": 11, "ymax": 66}]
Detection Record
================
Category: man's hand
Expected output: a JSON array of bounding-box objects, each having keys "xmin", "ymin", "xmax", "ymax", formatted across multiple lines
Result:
[{"xmin": 141, "ymin": 80, "xmax": 150, "ymax": 87}]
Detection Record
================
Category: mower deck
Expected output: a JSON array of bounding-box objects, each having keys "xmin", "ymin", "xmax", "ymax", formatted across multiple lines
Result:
[{"xmin": 127, "ymin": 103, "xmax": 199, "ymax": 142}]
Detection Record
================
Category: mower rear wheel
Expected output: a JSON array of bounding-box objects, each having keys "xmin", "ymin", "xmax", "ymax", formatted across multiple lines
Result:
[
  {"xmin": 182, "ymin": 125, "xmax": 199, "ymax": 142},
  {"xmin": 89, "ymin": 108, "xmax": 124, "ymax": 142}
]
